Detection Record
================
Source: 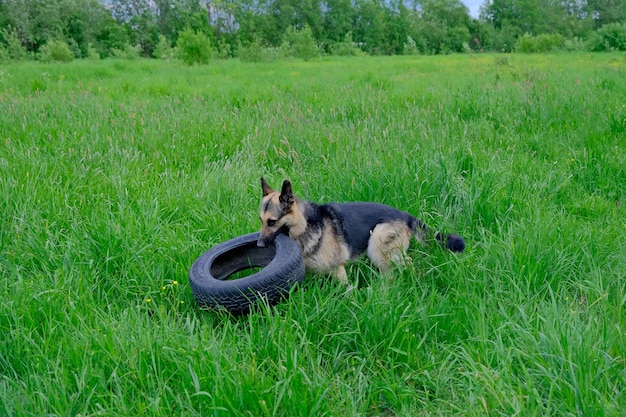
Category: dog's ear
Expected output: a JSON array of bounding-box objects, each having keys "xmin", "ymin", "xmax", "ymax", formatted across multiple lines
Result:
[
  {"xmin": 279, "ymin": 179, "xmax": 294, "ymax": 210},
  {"xmin": 261, "ymin": 177, "xmax": 274, "ymax": 196}
]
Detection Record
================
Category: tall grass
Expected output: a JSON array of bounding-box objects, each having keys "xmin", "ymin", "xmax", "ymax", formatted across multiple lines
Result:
[{"xmin": 1, "ymin": 53, "xmax": 625, "ymax": 416}]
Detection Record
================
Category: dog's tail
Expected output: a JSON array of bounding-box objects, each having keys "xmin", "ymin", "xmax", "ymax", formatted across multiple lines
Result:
[{"xmin": 413, "ymin": 218, "xmax": 466, "ymax": 253}]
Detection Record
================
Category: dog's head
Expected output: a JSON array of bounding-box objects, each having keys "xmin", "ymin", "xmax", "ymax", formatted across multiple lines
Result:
[{"xmin": 257, "ymin": 177, "xmax": 296, "ymax": 247}]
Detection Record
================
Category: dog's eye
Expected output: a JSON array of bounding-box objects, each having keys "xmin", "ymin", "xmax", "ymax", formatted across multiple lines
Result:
[{"xmin": 267, "ymin": 219, "xmax": 277, "ymax": 227}]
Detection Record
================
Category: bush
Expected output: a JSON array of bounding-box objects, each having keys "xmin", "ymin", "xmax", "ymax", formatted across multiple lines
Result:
[
  {"xmin": 515, "ymin": 33, "xmax": 564, "ymax": 53},
  {"xmin": 446, "ymin": 26, "xmax": 472, "ymax": 53},
  {"xmin": 0, "ymin": 43, "xmax": 8, "ymax": 62},
  {"xmin": 2, "ymin": 27, "xmax": 28, "ymax": 61},
  {"xmin": 154, "ymin": 35, "xmax": 175, "ymax": 60},
  {"xmin": 563, "ymin": 37, "xmax": 586, "ymax": 51},
  {"xmin": 86, "ymin": 43, "xmax": 100, "ymax": 60},
  {"xmin": 403, "ymin": 35, "xmax": 420, "ymax": 55},
  {"xmin": 38, "ymin": 40, "xmax": 75, "ymax": 62},
  {"xmin": 215, "ymin": 38, "xmax": 233, "ymax": 59},
  {"xmin": 281, "ymin": 26, "xmax": 319, "ymax": 60},
  {"xmin": 111, "ymin": 44, "xmax": 141, "ymax": 59},
  {"xmin": 237, "ymin": 39, "xmax": 278, "ymax": 63},
  {"xmin": 332, "ymin": 32, "xmax": 364, "ymax": 56},
  {"xmin": 587, "ymin": 23, "xmax": 626, "ymax": 52},
  {"xmin": 176, "ymin": 28, "xmax": 213, "ymax": 65}
]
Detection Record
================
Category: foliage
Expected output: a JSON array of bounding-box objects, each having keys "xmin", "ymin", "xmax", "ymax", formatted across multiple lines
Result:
[
  {"xmin": 415, "ymin": 0, "xmax": 472, "ymax": 54},
  {"xmin": 237, "ymin": 39, "xmax": 279, "ymax": 63},
  {"xmin": 403, "ymin": 35, "xmax": 420, "ymax": 55},
  {"xmin": 280, "ymin": 25, "xmax": 319, "ymax": 60},
  {"xmin": 86, "ymin": 43, "xmax": 100, "ymax": 60},
  {"xmin": 0, "ymin": 43, "xmax": 8, "ymax": 62},
  {"xmin": 586, "ymin": 23, "xmax": 626, "ymax": 51},
  {"xmin": 37, "ymin": 39, "xmax": 75, "ymax": 62},
  {"xmin": 154, "ymin": 34, "xmax": 175, "ymax": 60},
  {"xmin": 176, "ymin": 27, "xmax": 213, "ymax": 65},
  {"xmin": 110, "ymin": 44, "xmax": 142, "ymax": 60},
  {"xmin": 563, "ymin": 37, "xmax": 586, "ymax": 51},
  {"xmin": 330, "ymin": 31, "xmax": 364, "ymax": 56},
  {"xmin": 515, "ymin": 33, "xmax": 564, "ymax": 53},
  {"xmin": 215, "ymin": 37, "xmax": 234, "ymax": 59},
  {"xmin": 1, "ymin": 26, "xmax": 29, "ymax": 60},
  {"xmin": 0, "ymin": 0, "xmax": 625, "ymax": 57}
]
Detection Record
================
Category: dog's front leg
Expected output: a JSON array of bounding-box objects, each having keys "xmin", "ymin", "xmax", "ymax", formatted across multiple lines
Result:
[{"xmin": 333, "ymin": 264, "xmax": 349, "ymax": 285}]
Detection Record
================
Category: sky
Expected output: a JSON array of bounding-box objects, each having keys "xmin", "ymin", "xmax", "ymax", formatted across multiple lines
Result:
[{"xmin": 462, "ymin": 0, "xmax": 483, "ymax": 18}]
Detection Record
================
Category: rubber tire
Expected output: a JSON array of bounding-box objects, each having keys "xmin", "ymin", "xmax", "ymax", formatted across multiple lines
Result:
[{"xmin": 189, "ymin": 232, "xmax": 305, "ymax": 315}]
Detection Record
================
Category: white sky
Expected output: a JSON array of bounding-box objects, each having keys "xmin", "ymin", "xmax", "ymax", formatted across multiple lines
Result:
[{"xmin": 461, "ymin": 0, "xmax": 483, "ymax": 18}]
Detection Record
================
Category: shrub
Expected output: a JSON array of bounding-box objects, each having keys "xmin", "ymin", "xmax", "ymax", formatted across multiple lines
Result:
[
  {"xmin": 176, "ymin": 28, "xmax": 213, "ymax": 65},
  {"xmin": 154, "ymin": 35, "xmax": 175, "ymax": 60},
  {"xmin": 237, "ymin": 39, "xmax": 278, "ymax": 63},
  {"xmin": 515, "ymin": 33, "xmax": 564, "ymax": 53},
  {"xmin": 38, "ymin": 40, "xmax": 75, "ymax": 62},
  {"xmin": 0, "ymin": 43, "xmax": 8, "ymax": 62},
  {"xmin": 2, "ymin": 27, "xmax": 28, "ymax": 61},
  {"xmin": 587, "ymin": 23, "xmax": 626, "ymax": 52},
  {"xmin": 446, "ymin": 26, "xmax": 472, "ymax": 53},
  {"xmin": 215, "ymin": 38, "xmax": 233, "ymax": 59},
  {"xmin": 332, "ymin": 32, "xmax": 364, "ymax": 56},
  {"xmin": 563, "ymin": 37, "xmax": 586, "ymax": 51},
  {"xmin": 281, "ymin": 26, "xmax": 319, "ymax": 60},
  {"xmin": 403, "ymin": 35, "xmax": 420, "ymax": 55},
  {"xmin": 111, "ymin": 44, "xmax": 141, "ymax": 59},
  {"xmin": 237, "ymin": 39, "xmax": 272, "ymax": 62},
  {"xmin": 86, "ymin": 43, "xmax": 100, "ymax": 60}
]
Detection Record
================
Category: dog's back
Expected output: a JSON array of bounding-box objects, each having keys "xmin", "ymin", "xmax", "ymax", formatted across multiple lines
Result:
[{"xmin": 325, "ymin": 202, "xmax": 417, "ymax": 258}]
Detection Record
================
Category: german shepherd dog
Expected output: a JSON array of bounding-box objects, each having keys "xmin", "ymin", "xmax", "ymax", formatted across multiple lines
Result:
[{"xmin": 258, "ymin": 178, "xmax": 465, "ymax": 285}]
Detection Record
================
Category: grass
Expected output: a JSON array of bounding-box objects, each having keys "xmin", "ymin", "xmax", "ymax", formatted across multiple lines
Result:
[{"xmin": 1, "ymin": 52, "xmax": 625, "ymax": 416}]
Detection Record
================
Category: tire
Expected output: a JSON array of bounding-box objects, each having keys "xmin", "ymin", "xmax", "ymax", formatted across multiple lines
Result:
[{"xmin": 189, "ymin": 232, "xmax": 305, "ymax": 315}]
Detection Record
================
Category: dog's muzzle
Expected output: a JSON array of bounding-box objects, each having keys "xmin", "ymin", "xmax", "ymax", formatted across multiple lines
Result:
[{"xmin": 257, "ymin": 226, "xmax": 287, "ymax": 247}]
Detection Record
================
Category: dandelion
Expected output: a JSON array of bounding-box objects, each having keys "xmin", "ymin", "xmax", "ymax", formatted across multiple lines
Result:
[
  {"xmin": 172, "ymin": 281, "xmax": 178, "ymax": 286},
  {"xmin": 146, "ymin": 298, "xmax": 152, "ymax": 303}
]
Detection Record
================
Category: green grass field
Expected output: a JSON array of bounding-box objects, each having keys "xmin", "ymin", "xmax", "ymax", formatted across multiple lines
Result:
[{"xmin": 1, "ymin": 53, "xmax": 625, "ymax": 416}]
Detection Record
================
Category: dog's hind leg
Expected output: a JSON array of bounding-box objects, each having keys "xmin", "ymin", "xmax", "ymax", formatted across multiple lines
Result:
[{"xmin": 367, "ymin": 222, "xmax": 412, "ymax": 275}]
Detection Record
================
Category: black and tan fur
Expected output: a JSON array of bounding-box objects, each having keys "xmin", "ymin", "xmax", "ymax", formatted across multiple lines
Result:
[{"xmin": 257, "ymin": 178, "xmax": 465, "ymax": 284}]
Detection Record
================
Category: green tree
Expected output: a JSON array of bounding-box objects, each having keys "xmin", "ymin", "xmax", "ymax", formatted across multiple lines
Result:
[
  {"xmin": 587, "ymin": 22, "xmax": 626, "ymax": 50},
  {"xmin": 586, "ymin": 0, "xmax": 626, "ymax": 28},
  {"xmin": 321, "ymin": 0, "xmax": 355, "ymax": 47},
  {"xmin": 176, "ymin": 27, "xmax": 213, "ymax": 64},
  {"xmin": 38, "ymin": 39, "xmax": 75, "ymax": 62},
  {"xmin": 354, "ymin": 0, "xmax": 386, "ymax": 54},
  {"xmin": 417, "ymin": 0, "xmax": 472, "ymax": 53},
  {"xmin": 281, "ymin": 25, "xmax": 319, "ymax": 59},
  {"xmin": 383, "ymin": 0, "xmax": 410, "ymax": 55},
  {"xmin": 1, "ymin": 0, "xmax": 63, "ymax": 52},
  {"xmin": 482, "ymin": 0, "xmax": 568, "ymax": 36}
]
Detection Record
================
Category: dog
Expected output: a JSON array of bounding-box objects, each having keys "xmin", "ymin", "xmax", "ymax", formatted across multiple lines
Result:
[{"xmin": 257, "ymin": 177, "xmax": 465, "ymax": 285}]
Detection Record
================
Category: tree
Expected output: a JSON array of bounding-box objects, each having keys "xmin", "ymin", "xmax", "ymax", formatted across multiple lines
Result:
[
  {"xmin": 176, "ymin": 27, "xmax": 213, "ymax": 64},
  {"xmin": 383, "ymin": 0, "xmax": 410, "ymax": 55},
  {"xmin": 2, "ymin": 0, "xmax": 64, "ymax": 52},
  {"xmin": 321, "ymin": 0, "xmax": 355, "ymax": 47},
  {"xmin": 415, "ymin": 0, "xmax": 472, "ymax": 53},
  {"xmin": 353, "ymin": 0, "xmax": 386, "ymax": 54},
  {"xmin": 586, "ymin": 0, "xmax": 626, "ymax": 28},
  {"xmin": 282, "ymin": 25, "xmax": 319, "ymax": 59}
]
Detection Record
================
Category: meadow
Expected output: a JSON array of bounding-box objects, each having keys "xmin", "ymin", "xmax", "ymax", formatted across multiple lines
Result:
[{"xmin": 1, "ymin": 53, "xmax": 625, "ymax": 416}]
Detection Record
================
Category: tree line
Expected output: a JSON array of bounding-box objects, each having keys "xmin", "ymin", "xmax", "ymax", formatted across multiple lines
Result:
[{"xmin": 0, "ymin": 0, "xmax": 625, "ymax": 62}]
